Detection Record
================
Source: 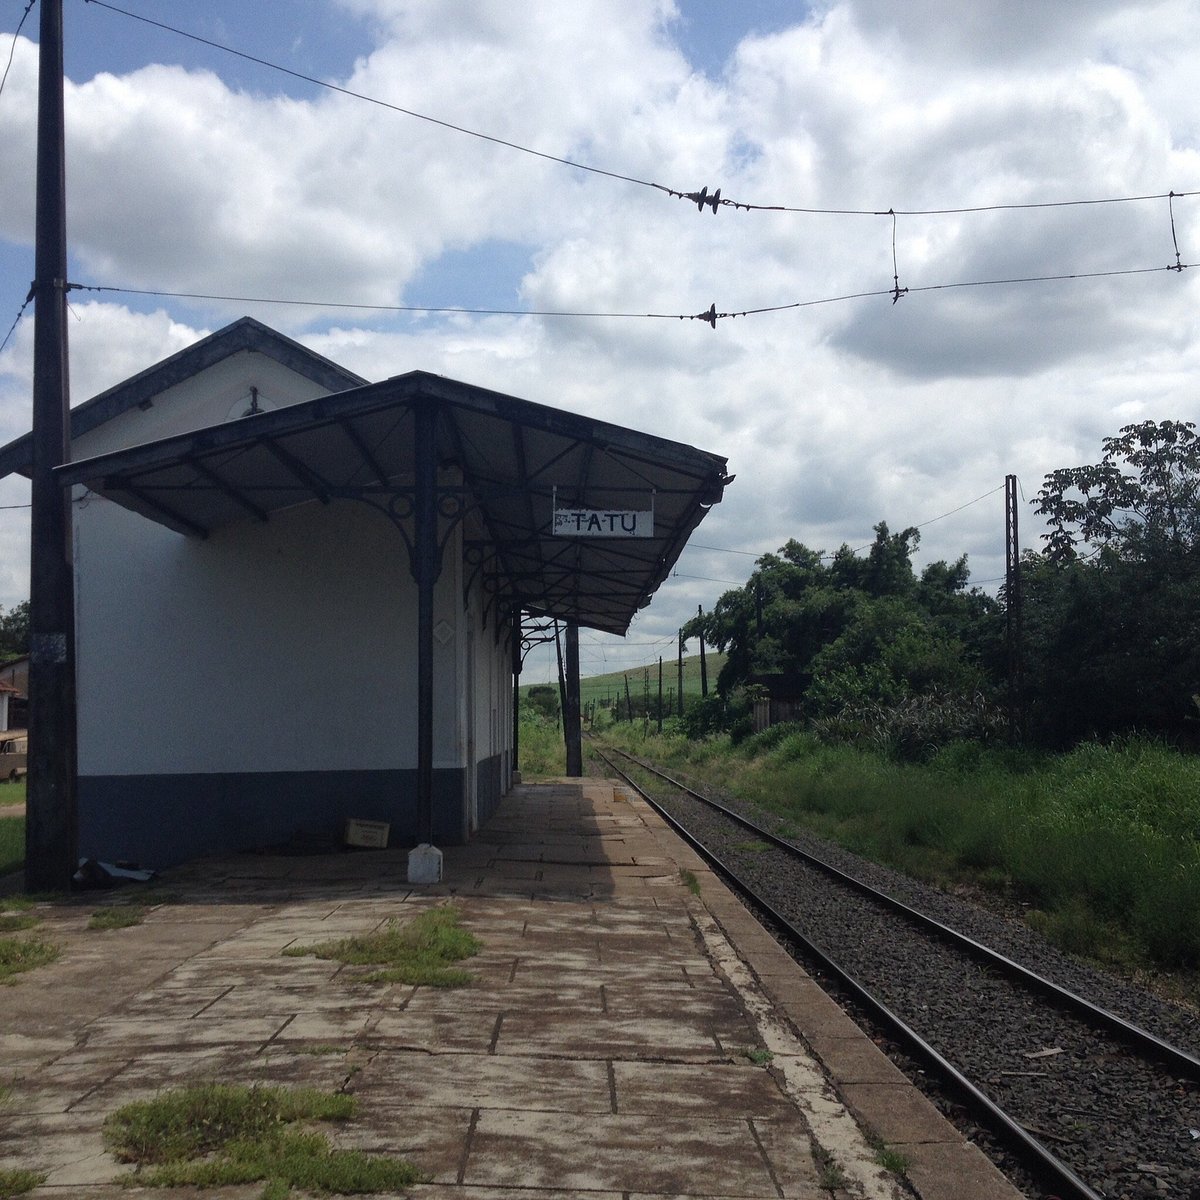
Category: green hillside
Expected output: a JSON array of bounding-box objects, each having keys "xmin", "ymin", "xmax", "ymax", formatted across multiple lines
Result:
[{"xmin": 521, "ymin": 653, "xmax": 726, "ymax": 710}]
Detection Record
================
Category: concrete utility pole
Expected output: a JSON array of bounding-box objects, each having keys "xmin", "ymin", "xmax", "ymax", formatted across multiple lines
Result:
[
  {"xmin": 677, "ymin": 630, "xmax": 684, "ymax": 716},
  {"xmin": 1004, "ymin": 474, "xmax": 1023, "ymax": 745},
  {"xmin": 26, "ymin": 0, "xmax": 78, "ymax": 892},
  {"xmin": 697, "ymin": 605, "xmax": 708, "ymax": 697}
]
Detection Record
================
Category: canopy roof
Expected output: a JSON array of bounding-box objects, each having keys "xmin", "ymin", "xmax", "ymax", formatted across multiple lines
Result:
[{"xmin": 57, "ymin": 371, "xmax": 731, "ymax": 635}]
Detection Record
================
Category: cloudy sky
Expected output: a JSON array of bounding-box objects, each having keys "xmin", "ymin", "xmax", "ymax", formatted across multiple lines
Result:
[{"xmin": 0, "ymin": 0, "xmax": 1197, "ymax": 684}]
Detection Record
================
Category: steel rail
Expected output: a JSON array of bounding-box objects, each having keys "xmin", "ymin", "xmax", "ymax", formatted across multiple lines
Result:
[
  {"xmin": 605, "ymin": 744, "xmax": 1200, "ymax": 1082},
  {"xmin": 596, "ymin": 747, "xmax": 1103, "ymax": 1200}
]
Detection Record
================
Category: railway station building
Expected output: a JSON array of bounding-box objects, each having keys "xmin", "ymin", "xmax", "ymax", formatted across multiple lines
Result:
[{"xmin": 0, "ymin": 318, "xmax": 730, "ymax": 872}]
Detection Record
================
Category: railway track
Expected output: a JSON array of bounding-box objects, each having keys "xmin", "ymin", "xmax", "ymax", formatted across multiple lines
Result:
[{"xmin": 594, "ymin": 744, "xmax": 1200, "ymax": 1200}]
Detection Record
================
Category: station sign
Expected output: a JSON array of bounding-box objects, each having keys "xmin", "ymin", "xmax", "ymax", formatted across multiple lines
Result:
[{"xmin": 552, "ymin": 503, "xmax": 654, "ymax": 538}]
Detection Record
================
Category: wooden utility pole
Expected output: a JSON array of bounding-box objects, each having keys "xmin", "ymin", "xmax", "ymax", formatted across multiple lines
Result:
[
  {"xmin": 697, "ymin": 605, "xmax": 709, "ymax": 697},
  {"xmin": 26, "ymin": 0, "xmax": 78, "ymax": 892},
  {"xmin": 657, "ymin": 656, "xmax": 663, "ymax": 733}
]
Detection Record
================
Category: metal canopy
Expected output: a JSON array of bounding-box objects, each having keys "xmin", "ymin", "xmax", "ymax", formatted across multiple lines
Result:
[{"xmin": 56, "ymin": 372, "xmax": 731, "ymax": 635}]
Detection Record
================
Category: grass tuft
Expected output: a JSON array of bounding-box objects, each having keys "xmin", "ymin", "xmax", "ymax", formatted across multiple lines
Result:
[
  {"xmin": 873, "ymin": 1143, "xmax": 910, "ymax": 1176},
  {"xmin": 0, "ymin": 935, "xmax": 58, "ymax": 983},
  {"xmin": 103, "ymin": 1082, "xmax": 423, "ymax": 1197},
  {"xmin": 679, "ymin": 868, "xmax": 701, "ymax": 896},
  {"xmin": 0, "ymin": 816, "xmax": 22, "ymax": 879},
  {"xmin": 0, "ymin": 1168, "xmax": 45, "ymax": 1198},
  {"xmin": 0, "ymin": 914, "xmax": 37, "ymax": 933},
  {"xmin": 283, "ymin": 904, "xmax": 480, "ymax": 987},
  {"xmin": 88, "ymin": 904, "xmax": 146, "ymax": 931}
]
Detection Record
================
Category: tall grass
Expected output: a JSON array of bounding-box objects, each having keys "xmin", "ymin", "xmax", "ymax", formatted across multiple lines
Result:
[
  {"xmin": 598, "ymin": 725, "xmax": 1200, "ymax": 975},
  {"xmin": 516, "ymin": 712, "xmax": 566, "ymax": 777},
  {"xmin": 0, "ymin": 817, "xmax": 22, "ymax": 878}
]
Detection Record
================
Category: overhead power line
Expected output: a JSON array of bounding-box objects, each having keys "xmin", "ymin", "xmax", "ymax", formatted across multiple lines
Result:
[
  {"xmin": 688, "ymin": 483, "xmax": 1005, "ymax": 562},
  {"xmin": 0, "ymin": 290, "xmax": 34, "ymax": 357},
  {"xmin": 0, "ymin": 1, "xmax": 35, "ymax": 103},
  {"xmin": 82, "ymin": 0, "xmax": 1199, "ymax": 223},
  {"xmin": 68, "ymin": 258, "xmax": 1194, "ymax": 328}
]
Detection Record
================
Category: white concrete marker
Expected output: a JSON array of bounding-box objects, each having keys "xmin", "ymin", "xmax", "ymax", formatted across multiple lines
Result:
[{"xmin": 407, "ymin": 843, "xmax": 443, "ymax": 884}]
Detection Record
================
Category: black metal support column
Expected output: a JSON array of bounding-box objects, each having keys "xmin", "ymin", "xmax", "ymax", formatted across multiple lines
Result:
[
  {"xmin": 564, "ymin": 621, "xmax": 582, "ymax": 776},
  {"xmin": 26, "ymin": 0, "xmax": 77, "ymax": 893},
  {"xmin": 415, "ymin": 402, "xmax": 437, "ymax": 844},
  {"xmin": 511, "ymin": 612, "xmax": 521, "ymax": 774}
]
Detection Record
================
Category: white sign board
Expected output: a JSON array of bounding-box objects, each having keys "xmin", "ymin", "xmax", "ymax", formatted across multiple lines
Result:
[{"xmin": 553, "ymin": 507, "xmax": 654, "ymax": 538}]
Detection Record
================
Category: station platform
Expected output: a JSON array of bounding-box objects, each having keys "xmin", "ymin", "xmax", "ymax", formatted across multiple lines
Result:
[{"xmin": 0, "ymin": 779, "xmax": 1024, "ymax": 1199}]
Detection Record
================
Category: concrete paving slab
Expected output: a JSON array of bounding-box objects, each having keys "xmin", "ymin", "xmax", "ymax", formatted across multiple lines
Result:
[
  {"xmin": 613, "ymin": 1059, "xmax": 800, "ymax": 1118},
  {"xmin": 495, "ymin": 1010, "xmax": 736, "ymax": 1061},
  {"xmin": 328, "ymin": 1104, "xmax": 477, "ymax": 1184},
  {"xmin": 463, "ymin": 1109, "xmax": 806, "ymax": 1196},
  {"xmin": 349, "ymin": 1049, "xmax": 613, "ymax": 1112},
  {"xmin": 840, "ymin": 1081, "xmax": 969, "ymax": 1144},
  {"xmin": 903, "ymin": 1140, "xmax": 1032, "ymax": 1200}
]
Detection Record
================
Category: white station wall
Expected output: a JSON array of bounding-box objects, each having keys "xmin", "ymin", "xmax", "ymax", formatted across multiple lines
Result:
[
  {"xmin": 70, "ymin": 347, "xmax": 517, "ymax": 816},
  {"xmin": 74, "ymin": 493, "xmax": 463, "ymax": 776}
]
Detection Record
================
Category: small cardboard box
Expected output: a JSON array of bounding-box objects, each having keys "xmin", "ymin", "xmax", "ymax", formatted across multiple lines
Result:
[{"xmin": 344, "ymin": 818, "xmax": 390, "ymax": 849}]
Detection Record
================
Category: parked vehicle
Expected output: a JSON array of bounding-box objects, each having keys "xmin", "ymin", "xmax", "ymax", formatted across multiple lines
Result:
[{"xmin": 0, "ymin": 731, "xmax": 27, "ymax": 782}]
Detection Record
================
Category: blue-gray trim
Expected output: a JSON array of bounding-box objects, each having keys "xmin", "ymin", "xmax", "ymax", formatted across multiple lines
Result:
[
  {"xmin": 78, "ymin": 768, "xmax": 467, "ymax": 870},
  {"xmin": 0, "ymin": 317, "xmax": 367, "ymax": 479},
  {"xmin": 476, "ymin": 752, "xmax": 505, "ymax": 827}
]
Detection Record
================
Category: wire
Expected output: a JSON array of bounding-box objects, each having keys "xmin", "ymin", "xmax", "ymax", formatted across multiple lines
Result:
[
  {"xmin": 0, "ymin": 290, "xmax": 34, "ymax": 358},
  {"xmin": 81, "ymin": 1, "xmax": 1200, "ymax": 221},
  {"xmin": 83, "ymin": 0, "xmax": 669, "ymax": 197},
  {"xmin": 0, "ymin": 0, "xmax": 35, "ymax": 104},
  {"xmin": 72, "ymin": 283, "xmax": 714, "ymax": 322},
  {"xmin": 72, "ymin": 256, "xmax": 1195, "ymax": 328},
  {"xmin": 707, "ymin": 188, "xmax": 1200, "ymax": 218},
  {"xmin": 913, "ymin": 484, "xmax": 1006, "ymax": 530},
  {"xmin": 687, "ymin": 483, "xmax": 1018, "ymax": 563},
  {"xmin": 671, "ymin": 571, "xmax": 748, "ymax": 586}
]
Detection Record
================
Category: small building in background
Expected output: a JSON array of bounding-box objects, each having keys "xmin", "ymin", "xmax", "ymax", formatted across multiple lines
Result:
[{"xmin": 0, "ymin": 657, "xmax": 28, "ymax": 730}]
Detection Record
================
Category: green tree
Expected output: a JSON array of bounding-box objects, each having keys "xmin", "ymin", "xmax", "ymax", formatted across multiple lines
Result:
[
  {"xmin": 0, "ymin": 601, "xmax": 29, "ymax": 661},
  {"xmin": 1036, "ymin": 420, "xmax": 1200, "ymax": 563},
  {"xmin": 525, "ymin": 684, "xmax": 560, "ymax": 722},
  {"xmin": 1025, "ymin": 420, "xmax": 1200, "ymax": 745},
  {"xmin": 685, "ymin": 523, "xmax": 1001, "ymax": 748}
]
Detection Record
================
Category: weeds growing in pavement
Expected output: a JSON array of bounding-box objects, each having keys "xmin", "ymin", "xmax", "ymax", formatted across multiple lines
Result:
[
  {"xmin": 103, "ymin": 1083, "xmax": 423, "ymax": 1198},
  {"xmin": 813, "ymin": 1146, "xmax": 847, "ymax": 1191},
  {"xmin": 0, "ymin": 935, "xmax": 58, "ymax": 983},
  {"xmin": 871, "ymin": 1140, "xmax": 910, "ymax": 1176},
  {"xmin": 88, "ymin": 904, "xmax": 146, "ymax": 931},
  {"xmin": 283, "ymin": 904, "xmax": 480, "ymax": 987},
  {"xmin": 0, "ymin": 1168, "xmax": 45, "ymax": 1198},
  {"xmin": 679, "ymin": 868, "xmax": 701, "ymax": 896}
]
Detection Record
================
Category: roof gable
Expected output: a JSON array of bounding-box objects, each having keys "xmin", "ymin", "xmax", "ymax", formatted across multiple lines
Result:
[{"xmin": 0, "ymin": 317, "xmax": 366, "ymax": 479}]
